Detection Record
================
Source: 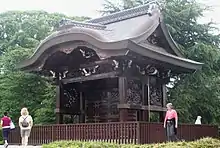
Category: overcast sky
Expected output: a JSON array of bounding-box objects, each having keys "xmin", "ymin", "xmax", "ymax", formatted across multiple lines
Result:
[{"xmin": 0, "ymin": 0, "xmax": 219, "ymax": 29}]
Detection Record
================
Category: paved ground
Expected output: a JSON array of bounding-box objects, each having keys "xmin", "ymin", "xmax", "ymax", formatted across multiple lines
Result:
[{"xmin": 0, "ymin": 145, "xmax": 42, "ymax": 148}]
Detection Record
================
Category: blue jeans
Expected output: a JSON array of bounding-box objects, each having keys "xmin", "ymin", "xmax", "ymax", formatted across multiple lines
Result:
[{"xmin": 2, "ymin": 128, "xmax": 10, "ymax": 141}]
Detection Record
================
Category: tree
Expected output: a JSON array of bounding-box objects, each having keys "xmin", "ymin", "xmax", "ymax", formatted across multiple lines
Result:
[
  {"xmin": 101, "ymin": 0, "xmax": 148, "ymax": 15},
  {"xmin": 102, "ymin": 0, "xmax": 220, "ymax": 124},
  {"xmin": 0, "ymin": 11, "xmax": 89, "ymax": 124}
]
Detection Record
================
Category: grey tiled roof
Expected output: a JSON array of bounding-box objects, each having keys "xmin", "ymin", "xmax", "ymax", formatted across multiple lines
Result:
[
  {"xmin": 87, "ymin": 2, "xmax": 158, "ymax": 25},
  {"xmin": 59, "ymin": 19, "xmax": 106, "ymax": 30},
  {"xmin": 16, "ymin": 1, "xmax": 203, "ymax": 71},
  {"xmin": 56, "ymin": 2, "xmax": 161, "ymax": 42},
  {"xmin": 58, "ymin": 1, "xmax": 158, "ymax": 30}
]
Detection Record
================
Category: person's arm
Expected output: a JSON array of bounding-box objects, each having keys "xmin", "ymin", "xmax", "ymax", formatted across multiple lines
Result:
[
  {"xmin": 29, "ymin": 116, "xmax": 33, "ymax": 127},
  {"xmin": 163, "ymin": 112, "xmax": 168, "ymax": 128},
  {"xmin": 0, "ymin": 119, "xmax": 3, "ymax": 127},
  {"xmin": 174, "ymin": 110, "xmax": 178, "ymax": 128},
  {"xmin": 18, "ymin": 117, "xmax": 22, "ymax": 128}
]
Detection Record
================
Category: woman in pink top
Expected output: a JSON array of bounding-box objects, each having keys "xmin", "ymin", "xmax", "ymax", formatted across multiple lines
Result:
[
  {"xmin": 163, "ymin": 103, "xmax": 178, "ymax": 142},
  {"xmin": 1, "ymin": 112, "xmax": 11, "ymax": 148}
]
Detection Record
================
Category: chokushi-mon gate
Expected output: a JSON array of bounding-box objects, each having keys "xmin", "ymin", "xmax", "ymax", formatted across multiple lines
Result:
[{"xmin": 10, "ymin": 2, "xmax": 218, "ymax": 145}]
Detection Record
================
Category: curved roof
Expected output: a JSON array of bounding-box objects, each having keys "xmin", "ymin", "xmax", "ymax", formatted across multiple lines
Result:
[{"xmin": 17, "ymin": 2, "xmax": 203, "ymax": 72}]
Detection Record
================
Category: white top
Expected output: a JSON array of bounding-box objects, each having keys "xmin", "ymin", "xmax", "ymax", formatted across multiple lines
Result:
[
  {"xmin": 19, "ymin": 115, "xmax": 33, "ymax": 130},
  {"xmin": 195, "ymin": 116, "xmax": 202, "ymax": 125}
]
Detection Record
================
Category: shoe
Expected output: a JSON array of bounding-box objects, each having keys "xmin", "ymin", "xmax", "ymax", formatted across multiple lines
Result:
[{"xmin": 4, "ymin": 143, "xmax": 8, "ymax": 148}]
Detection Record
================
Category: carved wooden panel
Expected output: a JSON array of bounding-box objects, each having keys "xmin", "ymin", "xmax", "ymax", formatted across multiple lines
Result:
[
  {"xmin": 65, "ymin": 60, "xmax": 116, "ymax": 79},
  {"xmin": 127, "ymin": 79, "xmax": 142, "ymax": 105},
  {"xmin": 85, "ymin": 87, "xmax": 119, "ymax": 123},
  {"xmin": 149, "ymin": 77, "xmax": 163, "ymax": 106},
  {"xmin": 108, "ymin": 88, "xmax": 119, "ymax": 122},
  {"xmin": 146, "ymin": 32, "xmax": 160, "ymax": 46},
  {"xmin": 85, "ymin": 91, "xmax": 101, "ymax": 123},
  {"xmin": 61, "ymin": 84, "xmax": 80, "ymax": 114},
  {"xmin": 99, "ymin": 92, "xmax": 109, "ymax": 122}
]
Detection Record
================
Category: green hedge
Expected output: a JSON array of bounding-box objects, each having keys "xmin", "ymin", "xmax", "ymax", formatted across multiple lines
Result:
[
  {"xmin": 43, "ymin": 137, "xmax": 220, "ymax": 148},
  {"xmin": 0, "ymin": 129, "xmax": 3, "ymax": 144}
]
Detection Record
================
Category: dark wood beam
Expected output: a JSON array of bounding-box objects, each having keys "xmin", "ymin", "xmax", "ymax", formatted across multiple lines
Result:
[
  {"xmin": 79, "ymin": 92, "xmax": 85, "ymax": 123},
  {"xmin": 118, "ymin": 77, "xmax": 128, "ymax": 121},
  {"xmin": 55, "ymin": 81, "xmax": 63, "ymax": 124},
  {"xmin": 160, "ymin": 84, "xmax": 167, "ymax": 122},
  {"xmin": 117, "ymin": 104, "xmax": 166, "ymax": 112},
  {"xmin": 79, "ymin": 59, "xmax": 113, "ymax": 68},
  {"xmin": 62, "ymin": 71, "xmax": 119, "ymax": 84},
  {"xmin": 146, "ymin": 76, "xmax": 151, "ymax": 122},
  {"xmin": 162, "ymin": 84, "xmax": 167, "ymax": 107},
  {"xmin": 119, "ymin": 77, "xmax": 127, "ymax": 104}
]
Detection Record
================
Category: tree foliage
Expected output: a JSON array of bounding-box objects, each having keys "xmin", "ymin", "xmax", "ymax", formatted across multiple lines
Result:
[
  {"xmin": 102, "ymin": 0, "xmax": 220, "ymax": 124},
  {"xmin": 1, "ymin": 0, "xmax": 220, "ymax": 125},
  {"xmin": 101, "ymin": 0, "xmax": 148, "ymax": 15},
  {"xmin": 0, "ymin": 11, "xmax": 88, "ymax": 124}
]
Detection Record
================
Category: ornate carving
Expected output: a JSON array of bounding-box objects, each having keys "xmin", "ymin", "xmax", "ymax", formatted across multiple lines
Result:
[
  {"xmin": 150, "ymin": 86, "xmax": 162, "ymax": 106},
  {"xmin": 149, "ymin": 77, "xmax": 162, "ymax": 106},
  {"xmin": 85, "ymin": 91, "xmax": 101, "ymax": 123},
  {"xmin": 112, "ymin": 60, "xmax": 119, "ymax": 70},
  {"xmin": 85, "ymin": 87, "xmax": 119, "ymax": 123},
  {"xmin": 59, "ymin": 46, "xmax": 98, "ymax": 59},
  {"xmin": 65, "ymin": 60, "xmax": 118, "ymax": 78},
  {"xmin": 50, "ymin": 70, "xmax": 56, "ymax": 78},
  {"xmin": 136, "ymin": 64, "xmax": 158, "ymax": 76},
  {"xmin": 62, "ymin": 71, "xmax": 68, "ymax": 78},
  {"xmin": 79, "ymin": 65, "xmax": 100, "ymax": 76},
  {"xmin": 147, "ymin": 33, "xmax": 159, "ymax": 45},
  {"xmin": 66, "ymin": 69, "xmax": 83, "ymax": 78},
  {"xmin": 108, "ymin": 88, "xmax": 119, "ymax": 116},
  {"xmin": 60, "ymin": 48, "xmax": 74, "ymax": 54},
  {"xmin": 55, "ymin": 58, "xmax": 139, "ymax": 79},
  {"xmin": 78, "ymin": 48, "xmax": 97, "ymax": 59},
  {"xmin": 62, "ymin": 85, "xmax": 80, "ymax": 112},
  {"xmin": 127, "ymin": 79, "xmax": 142, "ymax": 105},
  {"xmin": 112, "ymin": 59, "xmax": 132, "ymax": 71},
  {"xmin": 160, "ymin": 70, "xmax": 171, "ymax": 79}
]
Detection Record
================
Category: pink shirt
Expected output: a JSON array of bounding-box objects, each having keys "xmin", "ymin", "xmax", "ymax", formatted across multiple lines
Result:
[
  {"xmin": 1, "ymin": 116, "xmax": 11, "ymax": 128},
  {"xmin": 164, "ymin": 109, "xmax": 178, "ymax": 122}
]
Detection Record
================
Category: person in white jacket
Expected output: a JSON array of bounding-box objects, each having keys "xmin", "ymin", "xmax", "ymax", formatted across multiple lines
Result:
[
  {"xmin": 195, "ymin": 116, "xmax": 202, "ymax": 125},
  {"xmin": 19, "ymin": 108, "xmax": 33, "ymax": 147}
]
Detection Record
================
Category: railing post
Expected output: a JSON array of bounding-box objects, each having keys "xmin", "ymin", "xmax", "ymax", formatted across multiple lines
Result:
[
  {"xmin": 136, "ymin": 122, "xmax": 141, "ymax": 144},
  {"xmin": 52, "ymin": 126, "xmax": 54, "ymax": 142}
]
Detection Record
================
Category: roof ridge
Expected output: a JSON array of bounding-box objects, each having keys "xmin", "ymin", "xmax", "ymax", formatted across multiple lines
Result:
[
  {"xmin": 87, "ymin": 1, "xmax": 159, "ymax": 25},
  {"xmin": 58, "ymin": 19, "xmax": 106, "ymax": 31}
]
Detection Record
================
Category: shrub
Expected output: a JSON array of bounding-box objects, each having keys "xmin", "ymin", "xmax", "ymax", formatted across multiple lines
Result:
[
  {"xmin": 43, "ymin": 137, "xmax": 220, "ymax": 148},
  {"xmin": 0, "ymin": 128, "xmax": 3, "ymax": 144}
]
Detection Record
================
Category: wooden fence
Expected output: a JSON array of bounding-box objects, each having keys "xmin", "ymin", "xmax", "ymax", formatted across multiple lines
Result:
[{"xmin": 8, "ymin": 122, "xmax": 218, "ymax": 145}]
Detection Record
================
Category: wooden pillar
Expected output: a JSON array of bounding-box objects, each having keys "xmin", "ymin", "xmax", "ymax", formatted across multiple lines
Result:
[
  {"xmin": 55, "ymin": 80, "xmax": 63, "ymax": 124},
  {"xmin": 162, "ymin": 84, "xmax": 167, "ymax": 107},
  {"xmin": 79, "ymin": 91, "xmax": 85, "ymax": 123},
  {"xmin": 159, "ymin": 84, "xmax": 167, "ymax": 122},
  {"xmin": 118, "ymin": 77, "xmax": 128, "ymax": 122},
  {"xmin": 142, "ymin": 77, "xmax": 150, "ymax": 122}
]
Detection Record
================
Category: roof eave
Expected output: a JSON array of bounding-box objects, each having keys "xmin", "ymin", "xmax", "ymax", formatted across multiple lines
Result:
[
  {"xmin": 159, "ymin": 16, "xmax": 185, "ymax": 58},
  {"xmin": 127, "ymin": 41, "xmax": 203, "ymax": 72}
]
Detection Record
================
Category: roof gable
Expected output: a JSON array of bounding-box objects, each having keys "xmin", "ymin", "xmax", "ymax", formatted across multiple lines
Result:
[
  {"xmin": 87, "ymin": 2, "xmax": 157, "ymax": 25},
  {"xmin": 73, "ymin": 2, "xmax": 183, "ymax": 57},
  {"xmin": 16, "ymin": 2, "xmax": 202, "ymax": 72}
]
